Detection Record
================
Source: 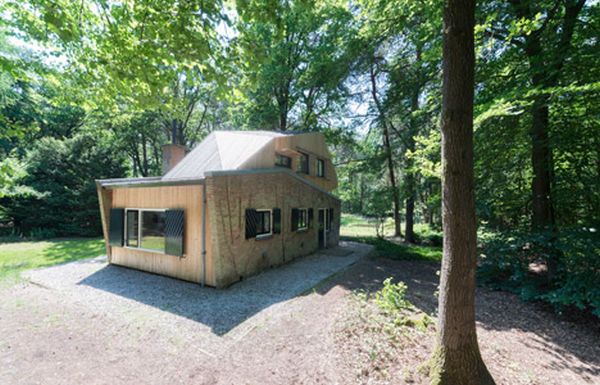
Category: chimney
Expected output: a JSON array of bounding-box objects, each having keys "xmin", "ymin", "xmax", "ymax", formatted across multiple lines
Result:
[{"xmin": 162, "ymin": 144, "xmax": 187, "ymax": 175}]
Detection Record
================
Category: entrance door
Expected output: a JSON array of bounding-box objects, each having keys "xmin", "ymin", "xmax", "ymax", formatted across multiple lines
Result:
[{"xmin": 318, "ymin": 209, "xmax": 326, "ymax": 248}]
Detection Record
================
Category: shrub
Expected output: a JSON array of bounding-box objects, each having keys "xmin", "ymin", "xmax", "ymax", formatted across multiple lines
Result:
[
  {"xmin": 375, "ymin": 278, "xmax": 412, "ymax": 313},
  {"xmin": 0, "ymin": 132, "xmax": 127, "ymax": 237},
  {"xmin": 414, "ymin": 223, "xmax": 443, "ymax": 246},
  {"xmin": 478, "ymin": 227, "xmax": 600, "ymax": 318}
]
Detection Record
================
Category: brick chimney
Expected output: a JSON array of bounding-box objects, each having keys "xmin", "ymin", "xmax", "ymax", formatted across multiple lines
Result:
[{"xmin": 162, "ymin": 144, "xmax": 187, "ymax": 174}]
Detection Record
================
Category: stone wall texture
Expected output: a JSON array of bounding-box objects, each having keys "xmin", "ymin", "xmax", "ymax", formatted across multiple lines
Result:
[{"xmin": 206, "ymin": 171, "xmax": 340, "ymax": 288}]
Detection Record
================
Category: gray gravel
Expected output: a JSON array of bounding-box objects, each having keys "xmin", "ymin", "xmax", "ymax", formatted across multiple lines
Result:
[{"xmin": 22, "ymin": 241, "xmax": 372, "ymax": 355}]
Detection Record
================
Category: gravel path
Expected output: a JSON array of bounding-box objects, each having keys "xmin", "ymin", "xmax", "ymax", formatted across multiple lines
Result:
[{"xmin": 1, "ymin": 242, "xmax": 598, "ymax": 385}]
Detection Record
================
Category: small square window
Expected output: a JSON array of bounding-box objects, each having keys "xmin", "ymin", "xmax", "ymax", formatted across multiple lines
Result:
[
  {"xmin": 297, "ymin": 152, "xmax": 309, "ymax": 174},
  {"xmin": 275, "ymin": 153, "xmax": 292, "ymax": 168},
  {"xmin": 256, "ymin": 209, "xmax": 272, "ymax": 237},
  {"xmin": 294, "ymin": 208, "xmax": 308, "ymax": 230},
  {"xmin": 317, "ymin": 159, "xmax": 325, "ymax": 177}
]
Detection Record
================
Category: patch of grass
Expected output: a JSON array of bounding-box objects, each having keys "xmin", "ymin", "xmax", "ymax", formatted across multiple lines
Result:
[
  {"xmin": 340, "ymin": 213, "xmax": 443, "ymax": 261},
  {"xmin": 340, "ymin": 213, "xmax": 396, "ymax": 238},
  {"xmin": 0, "ymin": 238, "xmax": 104, "ymax": 285},
  {"xmin": 343, "ymin": 235, "xmax": 442, "ymax": 262}
]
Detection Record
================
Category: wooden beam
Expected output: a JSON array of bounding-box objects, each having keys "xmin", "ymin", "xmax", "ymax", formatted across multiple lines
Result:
[{"xmin": 96, "ymin": 182, "xmax": 113, "ymax": 262}]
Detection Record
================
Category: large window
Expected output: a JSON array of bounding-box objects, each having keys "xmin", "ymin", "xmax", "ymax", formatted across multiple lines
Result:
[
  {"xmin": 125, "ymin": 209, "xmax": 166, "ymax": 253},
  {"xmin": 141, "ymin": 211, "xmax": 166, "ymax": 251},
  {"xmin": 317, "ymin": 159, "xmax": 325, "ymax": 177},
  {"xmin": 275, "ymin": 153, "xmax": 292, "ymax": 168},
  {"xmin": 297, "ymin": 152, "xmax": 309, "ymax": 174}
]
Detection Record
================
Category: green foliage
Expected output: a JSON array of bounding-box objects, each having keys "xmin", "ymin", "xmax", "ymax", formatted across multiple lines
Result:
[
  {"xmin": 375, "ymin": 278, "xmax": 411, "ymax": 314},
  {"xmin": 1, "ymin": 131, "xmax": 127, "ymax": 236},
  {"xmin": 0, "ymin": 238, "xmax": 104, "ymax": 285},
  {"xmin": 478, "ymin": 227, "xmax": 600, "ymax": 318},
  {"xmin": 234, "ymin": 0, "xmax": 358, "ymax": 131}
]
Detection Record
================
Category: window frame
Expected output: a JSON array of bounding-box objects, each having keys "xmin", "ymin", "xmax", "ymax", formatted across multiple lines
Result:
[
  {"xmin": 316, "ymin": 158, "xmax": 325, "ymax": 177},
  {"xmin": 124, "ymin": 208, "xmax": 167, "ymax": 254},
  {"xmin": 255, "ymin": 209, "xmax": 273, "ymax": 238},
  {"xmin": 125, "ymin": 209, "xmax": 139, "ymax": 247},
  {"xmin": 275, "ymin": 153, "xmax": 292, "ymax": 169},
  {"xmin": 297, "ymin": 152, "xmax": 310, "ymax": 174},
  {"xmin": 297, "ymin": 208, "xmax": 309, "ymax": 231}
]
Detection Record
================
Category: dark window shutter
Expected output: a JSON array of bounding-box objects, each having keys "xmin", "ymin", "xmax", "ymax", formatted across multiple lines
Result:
[
  {"xmin": 308, "ymin": 208, "xmax": 314, "ymax": 228},
  {"xmin": 291, "ymin": 208, "xmax": 299, "ymax": 231},
  {"xmin": 245, "ymin": 208, "xmax": 258, "ymax": 239},
  {"xmin": 165, "ymin": 209, "xmax": 185, "ymax": 256},
  {"xmin": 109, "ymin": 208, "xmax": 124, "ymax": 247},
  {"xmin": 273, "ymin": 208, "xmax": 281, "ymax": 234}
]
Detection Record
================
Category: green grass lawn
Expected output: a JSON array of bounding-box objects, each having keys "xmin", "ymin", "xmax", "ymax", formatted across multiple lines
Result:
[
  {"xmin": 0, "ymin": 214, "xmax": 438, "ymax": 287},
  {"xmin": 0, "ymin": 238, "xmax": 104, "ymax": 286},
  {"xmin": 340, "ymin": 213, "xmax": 442, "ymax": 262}
]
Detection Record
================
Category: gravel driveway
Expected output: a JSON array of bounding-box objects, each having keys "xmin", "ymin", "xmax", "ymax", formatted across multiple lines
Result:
[
  {"xmin": 10, "ymin": 242, "xmax": 371, "ymax": 358},
  {"xmin": 3, "ymin": 240, "xmax": 597, "ymax": 385}
]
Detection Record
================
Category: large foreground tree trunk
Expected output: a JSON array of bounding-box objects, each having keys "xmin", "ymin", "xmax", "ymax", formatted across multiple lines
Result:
[{"xmin": 429, "ymin": 0, "xmax": 495, "ymax": 384}]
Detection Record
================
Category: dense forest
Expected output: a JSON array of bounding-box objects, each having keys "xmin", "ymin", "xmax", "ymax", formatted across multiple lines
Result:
[{"xmin": 0, "ymin": 0, "xmax": 598, "ymax": 320}]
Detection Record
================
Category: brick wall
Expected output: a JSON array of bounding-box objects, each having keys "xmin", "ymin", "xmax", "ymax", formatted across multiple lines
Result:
[{"xmin": 205, "ymin": 171, "xmax": 340, "ymax": 288}]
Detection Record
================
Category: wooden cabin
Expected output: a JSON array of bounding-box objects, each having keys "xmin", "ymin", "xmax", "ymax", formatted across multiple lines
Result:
[{"xmin": 96, "ymin": 131, "xmax": 340, "ymax": 288}]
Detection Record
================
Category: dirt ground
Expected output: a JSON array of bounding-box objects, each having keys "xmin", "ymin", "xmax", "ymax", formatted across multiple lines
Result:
[{"xmin": 1, "ymin": 252, "xmax": 598, "ymax": 385}]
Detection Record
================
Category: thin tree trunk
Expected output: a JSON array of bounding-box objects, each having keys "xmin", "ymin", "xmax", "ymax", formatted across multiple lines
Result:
[
  {"xmin": 370, "ymin": 63, "xmax": 402, "ymax": 237},
  {"xmin": 383, "ymin": 123, "xmax": 402, "ymax": 238},
  {"xmin": 404, "ymin": 48, "xmax": 421, "ymax": 243},
  {"xmin": 141, "ymin": 132, "xmax": 149, "ymax": 177},
  {"xmin": 429, "ymin": 0, "xmax": 495, "ymax": 384}
]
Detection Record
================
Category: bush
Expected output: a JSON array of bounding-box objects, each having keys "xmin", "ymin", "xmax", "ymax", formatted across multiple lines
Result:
[
  {"xmin": 0, "ymin": 132, "xmax": 127, "ymax": 237},
  {"xmin": 414, "ymin": 223, "xmax": 443, "ymax": 246},
  {"xmin": 478, "ymin": 227, "xmax": 600, "ymax": 318},
  {"xmin": 375, "ymin": 278, "xmax": 412, "ymax": 313}
]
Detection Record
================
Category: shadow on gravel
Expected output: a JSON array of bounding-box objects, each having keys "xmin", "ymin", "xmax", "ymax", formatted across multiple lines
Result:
[
  {"xmin": 317, "ymin": 257, "xmax": 600, "ymax": 382},
  {"xmin": 78, "ymin": 244, "xmax": 368, "ymax": 336}
]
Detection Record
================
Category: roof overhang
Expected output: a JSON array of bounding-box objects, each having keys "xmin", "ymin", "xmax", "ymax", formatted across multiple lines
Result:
[{"xmin": 96, "ymin": 176, "xmax": 205, "ymax": 189}]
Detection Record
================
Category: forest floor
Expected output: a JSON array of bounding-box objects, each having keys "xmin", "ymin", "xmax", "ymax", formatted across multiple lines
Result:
[{"xmin": 1, "ymin": 245, "xmax": 598, "ymax": 384}]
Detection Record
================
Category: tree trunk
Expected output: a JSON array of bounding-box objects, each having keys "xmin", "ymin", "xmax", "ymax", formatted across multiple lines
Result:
[
  {"xmin": 530, "ymin": 94, "xmax": 554, "ymax": 229},
  {"xmin": 141, "ymin": 132, "xmax": 149, "ymax": 177},
  {"xmin": 370, "ymin": 62, "xmax": 402, "ymax": 237},
  {"xmin": 404, "ymin": 49, "xmax": 421, "ymax": 243},
  {"xmin": 404, "ymin": 136, "xmax": 416, "ymax": 243},
  {"xmin": 384, "ymin": 123, "xmax": 402, "ymax": 238},
  {"xmin": 429, "ymin": 0, "xmax": 495, "ymax": 384},
  {"xmin": 513, "ymin": 0, "xmax": 585, "ymax": 230}
]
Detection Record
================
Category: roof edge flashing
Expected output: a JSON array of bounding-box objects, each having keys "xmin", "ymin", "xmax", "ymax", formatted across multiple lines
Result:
[{"xmin": 96, "ymin": 176, "xmax": 205, "ymax": 189}]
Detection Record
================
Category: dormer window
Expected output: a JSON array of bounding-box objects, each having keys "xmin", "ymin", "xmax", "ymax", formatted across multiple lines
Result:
[
  {"xmin": 317, "ymin": 159, "xmax": 325, "ymax": 177},
  {"xmin": 275, "ymin": 153, "xmax": 292, "ymax": 168},
  {"xmin": 298, "ymin": 152, "xmax": 309, "ymax": 174}
]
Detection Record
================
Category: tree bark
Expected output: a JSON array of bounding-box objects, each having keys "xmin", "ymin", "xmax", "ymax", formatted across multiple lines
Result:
[{"xmin": 429, "ymin": 0, "xmax": 495, "ymax": 384}]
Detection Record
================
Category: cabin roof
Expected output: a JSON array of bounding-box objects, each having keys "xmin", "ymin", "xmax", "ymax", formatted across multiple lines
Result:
[{"xmin": 163, "ymin": 131, "xmax": 288, "ymax": 180}]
